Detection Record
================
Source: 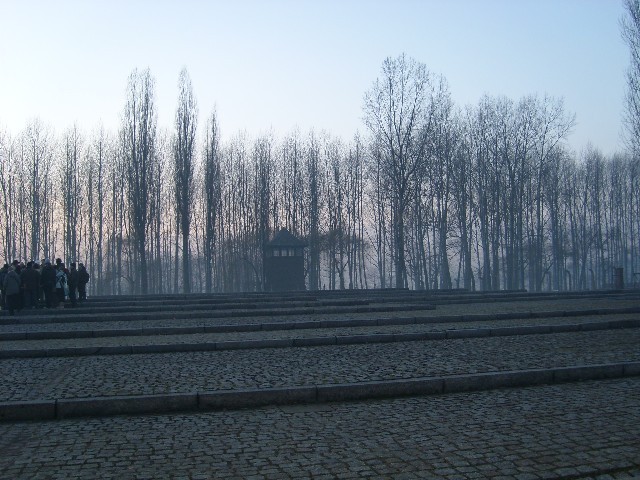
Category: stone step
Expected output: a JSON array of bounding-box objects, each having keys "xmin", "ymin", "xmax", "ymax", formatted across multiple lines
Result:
[
  {"xmin": 2, "ymin": 378, "xmax": 638, "ymax": 479},
  {"xmin": 2, "ymin": 304, "xmax": 638, "ymax": 340},
  {"xmin": 1, "ymin": 318, "xmax": 639, "ymax": 359},
  {"xmin": 0, "ymin": 288, "xmax": 514, "ymax": 315},
  {"xmin": 3, "ymin": 289, "xmax": 637, "ymax": 319},
  {"xmin": 2, "ymin": 327, "xmax": 638, "ymax": 405},
  {"xmin": 1, "ymin": 297, "xmax": 410, "ymax": 315},
  {"xmin": 0, "ymin": 290, "xmax": 436, "ymax": 317},
  {"xmin": 2, "ymin": 291, "xmax": 639, "ymax": 480},
  {"xmin": 2, "ymin": 293, "xmax": 639, "ymax": 422},
  {"xmin": 0, "ymin": 302, "xmax": 436, "ymax": 326},
  {"xmin": 2, "ymin": 362, "xmax": 638, "ymax": 421},
  {"xmin": 4, "ymin": 289, "xmax": 639, "ymax": 327}
]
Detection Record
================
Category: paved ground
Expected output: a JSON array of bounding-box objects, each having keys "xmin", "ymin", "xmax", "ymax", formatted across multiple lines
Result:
[
  {"xmin": 1, "ymin": 292, "xmax": 639, "ymax": 479},
  {"xmin": 1, "ymin": 312, "xmax": 638, "ymax": 351},
  {"xmin": 2, "ymin": 296, "xmax": 637, "ymax": 335},
  {"xmin": 2, "ymin": 328, "xmax": 639, "ymax": 401},
  {"xmin": 0, "ymin": 378, "xmax": 638, "ymax": 479}
]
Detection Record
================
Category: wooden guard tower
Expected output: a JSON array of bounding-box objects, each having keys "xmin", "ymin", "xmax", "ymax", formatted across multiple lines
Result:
[{"xmin": 264, "ymin": 228, "xmax": 306, "ymax": 292}]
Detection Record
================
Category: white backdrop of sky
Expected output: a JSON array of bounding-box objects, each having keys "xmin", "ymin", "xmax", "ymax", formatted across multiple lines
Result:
[{"xmin": 0, "ymin": 0, "xmax": 629, "ymax": 156}]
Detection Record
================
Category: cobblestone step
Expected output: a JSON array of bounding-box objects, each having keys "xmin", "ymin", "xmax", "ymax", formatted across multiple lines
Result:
[
  {"xmin": 3, "ymin": 294, "xmax": 638, "ymax": 333},
  {"xmin": 2, "ymin": 327, "xmax": 639, "ymax": 408},
  {"xmin": 6, "ymin": 377, "xmax": 640, "ymax": 478},
  {"xmin": 2, "ymin": 317, "xmax": 639, "ymax": 359},
  {"xmin": 0, "ymin": 287, "xmax": 439, "ymax": 314},
  {"xmin": 0, "ymin": 302, "xmax": 436, "ymax": 325},
  {"xmin": 1, "ymin": 362, "xmax": 638, "ymax": 421},
  {"xmin": 2, "ymin": 294, "xmax": 640, "ymax": 424},
  {"xmin": 4, "ymin": 288, "xmax": 636, "ymax": 317},
  {"xmin": 2, "ymin": 292, "xmax": 638, "ymax": 478},
  {"xmin": 3, "ymin": 304, "xmax": 639, "ymax": 340},
  {"xmin": 2, "ymin": 377, "xmax": 638, "ymax": 478}
]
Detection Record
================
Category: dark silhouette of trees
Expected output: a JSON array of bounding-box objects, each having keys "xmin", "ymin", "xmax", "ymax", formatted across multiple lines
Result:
[
  {"xmin": 22, "ymin": 120, "xmax": 55, "ymax": 263},
  {"xmin": 62, "ymin": 125, "xmax": 82, "ymax": 263},
  {"xmin": 623, "ymin": 0, "xmax": 640, "ymax": 154},
  {"xmin": 202, "ymin": 109, "xmax": 222, "ymax": 293},
  {"xmin": 173, "ymin": 68, "xmax": 198, "ymax": 294},
  {"xmin": 0, "ymin": 52, "xmax": 635, "ymax": 295},
  {"xmin": 363, "ymin": 54, "xmax": 433, "ymax": 289},
  {"xmin": 121, "ymin": 68, "xmax": 158, "ymax": 294}
]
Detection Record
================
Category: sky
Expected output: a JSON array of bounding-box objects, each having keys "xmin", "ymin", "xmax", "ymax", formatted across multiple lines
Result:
[{"xmin": 0, "ymin": 0, "xmax": 630, "ymax": 156}]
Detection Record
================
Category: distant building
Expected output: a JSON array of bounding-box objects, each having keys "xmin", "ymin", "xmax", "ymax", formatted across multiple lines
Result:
[{"xmin": 264, "ymin": 228, "xmax": 306, "ymax": 292}]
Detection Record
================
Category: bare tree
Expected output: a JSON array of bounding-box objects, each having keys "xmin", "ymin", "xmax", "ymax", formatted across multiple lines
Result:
[
  {"xmin": 306, "ymin": 132, "xmax": 323, "ymax": 290},
  {"xmin": 325, "ymin": 136, "xmax": 346, "ymax": 289},
  {"xmin": 621, "ymin": 0, "xmax": 640, "ymax": 282},
  {"xmin": 108, "ymin": 131, "xmax": 128, "ymax": 294},
  {"xmin": 202, "ymin": 109, "xmax": 222, "ymax": 293},
  {"xmin": 0, "ymin": 128, "xmax": 15, "ymax": 261},
  {"xmin": 346, "ymin": 135, "xmax": 368, "ymax": 289},
  {"xmin": 363, "ymin": 54, "xmax": 432, "ymax": 288},
  {"xmin": 366, "ymin": 140, "xmax": 391, "ymax": 288},
  {"xmin": 85, "ymin": 126, "xmax": 109, "ymax": 295},
  {"xmin": 425, "ymin": 76, "xmax": 456, "ymax": 290},
  {"xmin": 61, "ymin": 125, "xmax": 82, "ymax": 263},
  {"xmin": 253, "ymin": 134, "xmax": 274, "ymax": 290},
  {"xmin": 21, "ymin": 120, "xmax": 55, "ymax": 262},
  {"xmin": 622, "ymin": 0, "xmax": 640, "ymax": 153},
  {"xmin": 527, "ymin": 96, "xmax": 575, "ymax": 291},
  {"xmin": 454, "ymin": 107, "xmax": 477, "ymax": 291},
  {"xmin": 121, "ymin": 68, "xmax": 157, "ymax": 294},
  {"xmin": 150, "ymin": 131, "xmax": 169, "ymax": 294},
  {"xmin": 173, "ymin": 68, "xmax": 198, "ymax": 293}
]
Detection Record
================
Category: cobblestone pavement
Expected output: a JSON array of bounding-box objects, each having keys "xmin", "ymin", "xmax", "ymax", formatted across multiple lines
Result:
[
  {"xmin": 2, "ymin": 294, "xmax": 639, "ymax": 478},
  {"xmin": 2, "ymin": 312, "xmax": 639, "ymax": 351},
  {"xmin": 2, "ymin": 328, "xmax": 639, "ymax": 401},
  {"xmin": 1, "ymin": 296, "xmax": 637, "ymax": 335},
  {"xmin": 0, "ymin": 378, "xmax": 638, "ymax": 479}
]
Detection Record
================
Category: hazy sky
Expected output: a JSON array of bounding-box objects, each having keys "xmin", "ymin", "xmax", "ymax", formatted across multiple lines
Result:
[{"xmin": 0, "ymin": 0, "xmax": 629, "ymax": 155}]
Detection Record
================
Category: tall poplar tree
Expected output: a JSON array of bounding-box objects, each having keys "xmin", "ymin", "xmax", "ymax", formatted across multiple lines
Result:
[
  {"xmin": 173, "ymin": 68, "xmax": 198, "ymax": 293},
  {"xmin": 122, "ymin": 68, "xmax": 157, "ymax": 294}
]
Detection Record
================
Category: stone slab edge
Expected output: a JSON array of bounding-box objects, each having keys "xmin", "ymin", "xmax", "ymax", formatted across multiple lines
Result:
[
  {"xmin": 3, "ymin": 319, "xmax": 639, "ymax": 359},
  {"xmin": 1, "ymin": 361, "xmax": 639, "ymax": 422},
  {"xmin": 4, "ymin": 305, "xmax": 639, "ymax": 341}
]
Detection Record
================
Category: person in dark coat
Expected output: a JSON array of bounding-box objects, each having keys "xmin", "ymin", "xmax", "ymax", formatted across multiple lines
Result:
[
  {"xmin": 3, "ymin": 266, "xmax": 22, "ymax": 315},
  {"xmin": 0, "ymin": 263, "xmax": 8, "ymax": 309},
  {"xmin": 67, "ymin": 262, "xmax": 79, "ymax": 307},
  {"xmin": 11, "ymin": 260, "xmax": 24, "ymax": 310},
  {"xmin": 40, "ymin": 259, "xmax": 57, "ymax": 308},
  {"xmin": 34, "ymin": 262, "xmax": 43, "ymax": 306},
  {"xmin": 77, "ymin": 263, "xmax": 89, "ymax": 302},
  {"xmin": 55, "ymin": 263, "xmax": 67, "ymax": 307},
  {"xmin": 20, "ymin": 261, "xmax": 40, "ymax": 309}
]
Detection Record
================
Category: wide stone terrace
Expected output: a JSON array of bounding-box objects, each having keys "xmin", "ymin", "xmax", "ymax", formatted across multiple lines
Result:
[{"xmin": 0, "ymin": 288, "xmax": 639, "ymax": 479}]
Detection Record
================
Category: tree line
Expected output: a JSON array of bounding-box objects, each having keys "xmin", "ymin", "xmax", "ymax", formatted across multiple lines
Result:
[{"xmin": 0, "ymin": 51, "xmax": 638, "ymax": 295}]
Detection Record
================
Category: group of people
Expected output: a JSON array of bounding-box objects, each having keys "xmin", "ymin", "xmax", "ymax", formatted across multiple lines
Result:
[{"xmin": 0, "ymin": 258, "xmax": 90, "ymax": 315}]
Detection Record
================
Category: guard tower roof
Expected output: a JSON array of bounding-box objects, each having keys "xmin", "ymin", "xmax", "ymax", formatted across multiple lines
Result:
[{"xmin": 267, "ymin": 228, "xmax": 307, "ymax": 247}]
